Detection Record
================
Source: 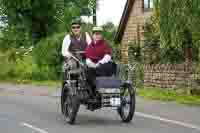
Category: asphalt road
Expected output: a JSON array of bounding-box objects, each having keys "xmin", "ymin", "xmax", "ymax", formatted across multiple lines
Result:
[{"xmin": 0, "ymin": 84, "xmax": 200, "ymax": 133}]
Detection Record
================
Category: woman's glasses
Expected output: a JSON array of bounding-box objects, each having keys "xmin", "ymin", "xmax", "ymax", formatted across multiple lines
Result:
[{"xmin": 93, "ymin": 32, "xmax": 102, "ymax": 35}]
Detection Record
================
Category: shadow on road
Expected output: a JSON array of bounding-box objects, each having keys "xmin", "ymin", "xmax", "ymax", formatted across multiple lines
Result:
[{"xmin": 58, "ymin": 113, "xmax": 135, "ymax": 127}]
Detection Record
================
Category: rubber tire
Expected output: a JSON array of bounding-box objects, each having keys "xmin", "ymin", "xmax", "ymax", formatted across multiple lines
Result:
[
  {"xmin": 61, "ymin": 83, "xmax": 80, "ymax": 125},
  {"xmin": 61, "ymin": 82, "xmax": 67, "ymax": 115},
  {"xmin": 65, "ymin": 95, "xmax": 80, "ymax": 125},
  {"xmin": 118, "ymin": 85, "xmax": 136, "ymax": 123}
]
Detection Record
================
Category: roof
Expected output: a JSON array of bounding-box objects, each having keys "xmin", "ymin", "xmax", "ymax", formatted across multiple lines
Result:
[{"xmin": 114, "ymin": 0, "xmax": 135, "ymax": 43}]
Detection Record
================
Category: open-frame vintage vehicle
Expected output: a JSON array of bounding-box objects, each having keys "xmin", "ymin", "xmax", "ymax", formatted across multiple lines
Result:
[{"xmin": 61, "ymin": 51, "xmax": 136, "ymax": 125}]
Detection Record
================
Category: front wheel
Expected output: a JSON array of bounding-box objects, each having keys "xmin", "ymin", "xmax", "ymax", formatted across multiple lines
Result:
[
  {"xmin": 61, "ymin": 84, "xmax": 80, "ymax": 125},
  {"xmin": 117, "ymin": 84, "xmax": 136, "ymax": 123}
]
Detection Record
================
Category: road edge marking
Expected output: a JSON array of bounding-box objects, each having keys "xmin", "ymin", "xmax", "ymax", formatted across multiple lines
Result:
[
  {"xmin": 136, "ymin": 112, "xmax": 200, "ymax": 131},
  {"xmin": 20, "ymin": 122, "xmax": 49, "ymax": 133}
]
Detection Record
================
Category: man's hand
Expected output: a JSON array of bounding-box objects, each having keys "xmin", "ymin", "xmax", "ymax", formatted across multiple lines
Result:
[
  {"xmin": 86, "ymin": 58, "xmax": 96, "ymax": 68},
  {"xmin": 64, "ymin": 57, "xmax": 70, "ymax": 63}
]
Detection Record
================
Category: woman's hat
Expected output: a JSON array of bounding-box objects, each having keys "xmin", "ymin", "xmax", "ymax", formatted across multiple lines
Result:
[{"xmin": 92, "ymin": 26, "xmax": 103, "ymax": 32}]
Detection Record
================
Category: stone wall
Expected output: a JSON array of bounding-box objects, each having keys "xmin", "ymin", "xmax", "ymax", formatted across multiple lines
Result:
[{"xmin": 144, "ymin": 64, "xmax": 194, "ymax": 88}]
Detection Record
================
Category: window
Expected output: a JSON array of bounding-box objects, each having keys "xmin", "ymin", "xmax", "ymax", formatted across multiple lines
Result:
[{"xmin": 144, "ymin": 0, "xmax": 153, "ymax": 11}]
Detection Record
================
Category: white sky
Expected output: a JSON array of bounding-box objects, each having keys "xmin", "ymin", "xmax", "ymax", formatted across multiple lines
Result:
[
  {"xmin": 82, "ymin": 0, "xmax": 127, "ymax": 26},
  {"xmin": 97, "ymin": 0, "xmax": 127, "ymax": 26}
]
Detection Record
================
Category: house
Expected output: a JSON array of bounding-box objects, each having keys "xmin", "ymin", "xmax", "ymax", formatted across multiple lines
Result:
[
  {"xmin": 115, "ymin": 0, "xmax": 153, "ymax": 63},
  {"xmin": 114, "ymin": 0, "xmax": 196, "ymax": 89}
]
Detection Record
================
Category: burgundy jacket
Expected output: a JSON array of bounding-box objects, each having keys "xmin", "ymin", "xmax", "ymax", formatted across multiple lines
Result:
[{"xmin": 85, "ymin": 40, "xmax": 112, "ymax": 63}]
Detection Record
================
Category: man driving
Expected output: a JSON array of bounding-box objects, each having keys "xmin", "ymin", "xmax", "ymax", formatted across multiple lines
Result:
[
  {"xmin": 62, "ymin": 18, "xmax": 91, "ymax": 59},
  {"xmin": 61, "ymin": 18, "xmax": 92, "ymax": 84}
]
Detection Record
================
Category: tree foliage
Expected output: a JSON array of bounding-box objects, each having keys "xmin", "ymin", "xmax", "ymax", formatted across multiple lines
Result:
[
  {"xmin": 0, "ymin": 0, "xmax": 96, "ymax": 47},
  {"xmin": 143, "ymin": 0, "xmax": 200, "ymax": 63},
  {"xmin": 160, "ymin": 0, "xmax": 200, "ymax": 49},
  {"xmin": 63, "ymin": 0, "xmax": 96, "ymax": 31},
  {"xmin": 0, "ymin": 0, "xmax": 62, "ymax": 45},
  {"xmin": 102, "ymin": 22, "xmax": 117, "ymax": 41}
]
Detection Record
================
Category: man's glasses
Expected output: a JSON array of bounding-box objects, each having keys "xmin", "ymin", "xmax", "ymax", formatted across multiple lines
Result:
[{"xmin": 72, "ymin": 26, "xmax": 81, "ymax": 29}]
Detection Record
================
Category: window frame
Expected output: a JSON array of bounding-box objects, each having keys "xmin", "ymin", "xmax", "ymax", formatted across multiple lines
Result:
[{"xmin": 143, "ymin": 0, "xmax": 153, "ymax": 12}]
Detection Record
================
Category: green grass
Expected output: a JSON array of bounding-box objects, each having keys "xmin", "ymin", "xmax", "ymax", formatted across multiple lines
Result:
[{"xmin": 137, "ymin": 87, "xmax": 200, "ymax": 106}]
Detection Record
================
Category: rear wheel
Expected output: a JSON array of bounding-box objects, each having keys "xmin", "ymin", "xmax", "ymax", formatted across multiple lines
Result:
[{"xmin": 117, "ymin": 84, "xmax": 135, "ymax": 123}]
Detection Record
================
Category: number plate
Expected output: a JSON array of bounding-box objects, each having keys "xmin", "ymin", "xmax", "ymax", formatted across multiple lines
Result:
[{"xmin": 98, "ymin": 88, "xmax": 120, "ymax": 94}]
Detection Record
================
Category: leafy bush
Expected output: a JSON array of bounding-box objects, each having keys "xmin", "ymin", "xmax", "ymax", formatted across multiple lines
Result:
[
  {"xmin": 192, "ymin": 32, "xmax": 200, "ymax": 61},
  {"xmin": 14, "ymin": 56, "xmax": 34, "ymax": 80},
  {"xmin": 159, "ymin": 47, "xmax": 185, "ymax": 64},
  {"xmin": 134, "ymin": 64, "xmax": 144, "ymax": 87},
  {"xmin": 0, "ymin": 32, "xmax": 66, "ymax": 81},
  {"xmin": 0, "ymin": 25, "xmax": 32, "ymax": 50},
  {"xmin": 0, "ymin": 50, "xmax": 18, "ymax": 80},
  {"xmin": 0, "ymin": 49, "xmax": 34, "ymax": 80},
  {"xmin": 143, "ymin": 5, "xmax": 161, "ymax": 64},
  {"xmin": 110, "ymin": 43, "xmax": 121, "ymax": 62},
  {"xmin": 0, "ymin": 57, "xmax": 15, "ymax": 80},
  {"xmin": 128, "ymin": 41, "xmax": 142, "ymax": 63},
  {"xmin": 33, "ymin": 32, "xmax": 66, "ymax": 80},
  {"xmin": 31, "ymin": 64, "xmax": 58, "ymax": 81}
]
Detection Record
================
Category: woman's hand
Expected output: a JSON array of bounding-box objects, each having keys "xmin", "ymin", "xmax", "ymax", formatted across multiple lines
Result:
[{"xmin": 95, "ymin": 62, "xmax": 102, "ymax": 68}]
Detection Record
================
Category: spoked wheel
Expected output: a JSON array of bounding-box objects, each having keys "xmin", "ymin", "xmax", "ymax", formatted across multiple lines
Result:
[
  {"xmin": 61, "ymin": 83, "xmax": 80, "ymax": 125},
  {"xmin": 61, "ymin": 82, "xmax": 66, "ymax": 114},
  {"xmin": 117, "ymin": 84, "xmax": 136, "ymax": 123}
]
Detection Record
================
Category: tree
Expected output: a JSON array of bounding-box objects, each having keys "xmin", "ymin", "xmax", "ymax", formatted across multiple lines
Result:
[
  {"xmin": 62, "ymin": 0, "xmax": 96, "ymax": 31},
  {"xmin": 0, "ymin": 0, "xmax": 96, "ymax": 46},
  {"xmin": 160, "ymin": 0, "xmax": 200, "ymax": 62},
  {"xmin": 102, "ymin": 22, "xmax": 117, "ymax": 41},
  {"xmin": 32, "ymin": 0, "xmax": 60, "ymax": 42},
  {"xmin": 0, "ymin": 0, "xmax": 61, "ymax": 45}
]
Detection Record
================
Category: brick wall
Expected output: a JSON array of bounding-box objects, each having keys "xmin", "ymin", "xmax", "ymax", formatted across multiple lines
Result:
[
  {"xmin": 144, "ymin": 64, "xmax": 194, "ymax": 88},
  {"xmin": 121, "ymin": 0, "xmax": 152, "ymax": 63}
]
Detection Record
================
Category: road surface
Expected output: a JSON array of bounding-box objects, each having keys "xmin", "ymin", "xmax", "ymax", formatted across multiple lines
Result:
[{"xmin": 0, "ymin": 84, "xmax": 200, "ymax": 133}]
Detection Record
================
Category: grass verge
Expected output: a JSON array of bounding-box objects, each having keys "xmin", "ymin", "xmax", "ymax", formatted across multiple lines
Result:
[{"xmin": 137, "ymin": 87, "xmax": 200, "ymax": 106}]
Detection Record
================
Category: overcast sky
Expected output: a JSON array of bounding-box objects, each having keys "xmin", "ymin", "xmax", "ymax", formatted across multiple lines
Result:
[
  {"xmin": 97, "ymin": 0, "xmax": 127, "ymax": 26},
  {"xmin": 82, "ymin": 0, "xmax": 127, "ymax": 26}
]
